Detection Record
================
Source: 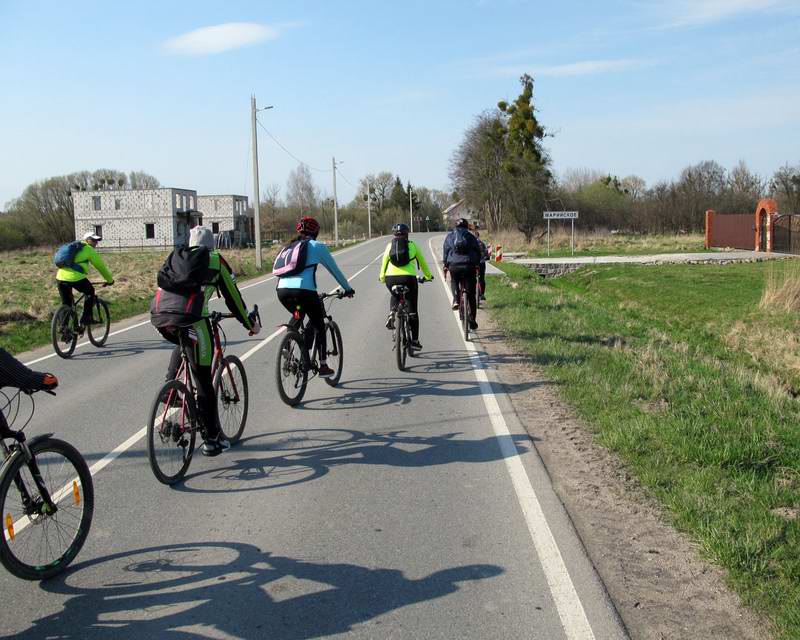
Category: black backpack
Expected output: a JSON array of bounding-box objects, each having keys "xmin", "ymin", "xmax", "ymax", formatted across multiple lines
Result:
[
  {"xmin": 453, "ymin": 229, "xmax": 470, "ymax": 255},
  {"xmin": 389, "ymin": 238, "xmax": 411, "ymax": 267},
  {"xmin": 157, "ymin": 246, "xmax": 211, "ymax": 293}
]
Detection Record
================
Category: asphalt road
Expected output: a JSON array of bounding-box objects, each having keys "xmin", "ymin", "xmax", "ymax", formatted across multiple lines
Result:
[{"xmin": 2, "ymin": 234, "xmax": 627, "ymax": 639}]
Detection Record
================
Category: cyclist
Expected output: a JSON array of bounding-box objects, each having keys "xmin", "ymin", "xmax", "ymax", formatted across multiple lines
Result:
[
  {"xmin": 378, "ymin": 223, "xmax": 433, "ymax": 350},
  {"xmin": 55, "ymin": 232, "xmax": 114, "ymax": 334},
  {"xmin": 151, "ymin": 226, "xmax": 261, "ymax": 457},
  {"xmin": 473, "ymin": 229, "xmax": 489, "ymax": 301},
  {"xmin": 276, "ymin": 216, "xmax": 355, "ymax": 377},
  {"xmin": 442, "ymin": 218, "xmax": 482, "ymax": 330},
  {"xmin": 0, "ymin": 348, "xmax": 58, "ymax": 438}
]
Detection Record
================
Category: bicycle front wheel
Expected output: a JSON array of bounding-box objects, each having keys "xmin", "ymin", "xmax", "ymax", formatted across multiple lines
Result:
[
  {"xmin": 87, "ymin": 299, "xmax": 110, "ymax": 347},
  {"xmin": 51, "ymin": 306, "xmax": 78, "ymax": 359},
  {"xmin": 324, "ymin": 321, "xmax": 344, "ymax": 387},
  {"xmin": 0, "ymin": 437, "xmax": 94, "ymax": 580},
  {"xmin": 214, "ymin": 355, "xmax": 248, "ymax": 444},
  {"xmin": 275, "ymin": 332, "xmax": 308, "ymax": 406},
  {"xmin": 395, "ymin": 313, "xmax": 407, "ymax": 372},
  {"xmin": 147, "ymin": 380, "xmax": 197, "ymax": 485}
]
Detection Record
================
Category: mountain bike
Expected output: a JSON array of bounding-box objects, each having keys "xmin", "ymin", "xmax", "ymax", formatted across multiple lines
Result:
[
  {"xmin": 275, "ymin": 291, "xmax": 349, "ymax": 407},
  {"xmin": 391, "ymin": 278, "xmax": 430, "ymax": 372},
  {"xmin": 446, "ymin": 269, "xmax": 476, "ymax": 341},
  {"xmin": 51, "ymin": 282, "xmax": 111, "ymax": 358},
  {"xmin": 146, "ymin": 306, "xmax": 259, "ymax": 485},
  {"xmin": 0, "ymin": 387, "xmax": 94, "ymax": 580}
]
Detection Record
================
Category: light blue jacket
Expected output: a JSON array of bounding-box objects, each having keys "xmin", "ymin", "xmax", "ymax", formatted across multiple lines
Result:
[{"xmin": 276, "ymin": 239, "xmax": 352, "ymax": 292}]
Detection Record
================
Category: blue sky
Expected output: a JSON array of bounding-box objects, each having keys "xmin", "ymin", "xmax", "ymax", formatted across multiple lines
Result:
[{"xmin": 1, "ymin": 0, "xmax": 799, "ymax": 209}]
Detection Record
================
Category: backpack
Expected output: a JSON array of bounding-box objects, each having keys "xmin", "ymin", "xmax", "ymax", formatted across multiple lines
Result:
[
  {"xmin": 157, "ymin": 246, "xmax": 211, "ymax": 294},
  {"xmin": 53, "ymin": 241, "xmax": 84, "ymax": 272},
  {"xmin": 453, "ymin": 229, "xmax": 470, "ymax": 255},
  {"xmin": 150, "ymin": 247, "xmax": 212, "ymax": 329},
  {"xmin": 389, "ymin": 238, "xmax": 411, "ymax": 267},
  {"xmin": 272, "ymin": 239, "xmax": 310, "ymax": 277}
]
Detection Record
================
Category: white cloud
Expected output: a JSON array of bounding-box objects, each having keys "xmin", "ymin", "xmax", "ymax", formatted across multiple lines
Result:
[
  {"xmin": 649, "ymin": 0, "xmax": 797, "ymax": 28},
  {"xmin": 492, "ymin": 58, "xmax": 655, "ymax": 78},
  {"xmin": 163, "ymin": 23, "xmax": 279, "ymax": 56}
]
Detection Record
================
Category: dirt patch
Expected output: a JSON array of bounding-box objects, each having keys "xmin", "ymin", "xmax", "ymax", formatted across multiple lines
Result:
[{"xmin": 476, "ymin": 320, "xmax": 772, "ymax": 640}]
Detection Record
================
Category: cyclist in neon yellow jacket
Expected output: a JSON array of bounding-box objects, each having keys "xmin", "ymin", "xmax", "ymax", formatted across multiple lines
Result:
[
  {"xmin": 378, "ymin": 223, "xmax": 433, "ymax": 350},
  {"xmin": 55, "ymin": 233, "xmax": 114, "ymax": 333}
]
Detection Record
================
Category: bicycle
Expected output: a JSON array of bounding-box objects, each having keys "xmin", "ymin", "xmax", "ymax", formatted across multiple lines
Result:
[
  {"xmin": 51, "ymin": 282, "xmax": 111, "ymax": 358},
  {"xmin": 391, "ymin": 277, "xmax": 430, "ymax": 372},
  {"xmin": 0, "ymin": 387, "xmax": 94, "ymax": 580},
  {"xmin": 275, "ymin": 291, "xmax": 348, "ymax": 407},
  {"xmin": 446, "ymin": 268, "xmax": 476, "ymax": 341},
  {"xmin": 146, "ymin": 305, "xmax": 259, "ymax": 485}
]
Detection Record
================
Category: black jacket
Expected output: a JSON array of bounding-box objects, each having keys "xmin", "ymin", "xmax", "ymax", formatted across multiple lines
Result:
[{"xmin": 442, "ymin": 228, "xmax": 481, "ymax": 268}]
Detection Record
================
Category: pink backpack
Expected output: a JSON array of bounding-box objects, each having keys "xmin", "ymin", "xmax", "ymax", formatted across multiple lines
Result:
[{"xmin": 272, "ymin": 239, "xmax": 310, "ymax": 277}]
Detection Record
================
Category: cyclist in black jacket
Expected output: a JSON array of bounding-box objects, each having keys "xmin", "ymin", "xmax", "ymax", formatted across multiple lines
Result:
[
  {"xmin": 0, "ymin": 348, "xmax": 58, "ymax": 437},
  {"xmin": 442, "ymin": 218, "xmax": 482, "ymax": 330}
]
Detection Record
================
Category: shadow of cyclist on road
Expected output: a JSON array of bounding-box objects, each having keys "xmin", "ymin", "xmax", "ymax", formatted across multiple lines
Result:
[{"xmin": 10, "ymin": 541, "xmax": 502, "ymax": 640}]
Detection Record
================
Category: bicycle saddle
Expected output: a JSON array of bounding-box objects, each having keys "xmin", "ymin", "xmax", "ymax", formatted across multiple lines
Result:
[{"xmin": 391, "ymin": 285, "xmax": 410, "ymax": 295}]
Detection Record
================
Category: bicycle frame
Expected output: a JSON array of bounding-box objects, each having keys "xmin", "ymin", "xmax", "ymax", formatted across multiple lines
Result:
[{"xmin": 282, "ymin": 293, "xmax": 341, "ymax": 371}]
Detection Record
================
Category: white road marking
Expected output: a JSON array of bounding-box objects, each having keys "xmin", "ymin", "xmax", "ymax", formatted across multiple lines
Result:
[
  {"xmin": 428, "ymin": 236, "xmax": 595, "ymax": 640},
  {"xmin": 5, "ymin": 249, "xmax": 384, "ymax": 541},
  {"xmin": 22, "ymin": 237, "xmax": 383, "ymax": 367}
]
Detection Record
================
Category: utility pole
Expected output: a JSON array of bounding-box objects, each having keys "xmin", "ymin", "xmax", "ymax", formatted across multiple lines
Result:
[
  {"xmin": 366, "ymin": 181, "xmax": 372, "ymax": 239},
  {"xmin": 409, "ymin": 185, "xmax": 414, "ymax": 233},
  {"xmin": 250, "ymin": 95, "xmax": 262, "ymax": 269},
  {"xmin": 332, "ymin": 156, "xmax": 339, "ymax": 246}
]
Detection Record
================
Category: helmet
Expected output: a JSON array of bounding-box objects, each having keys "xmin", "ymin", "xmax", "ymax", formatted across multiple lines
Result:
[
  {"xmin": 296, "ymin": 216, "xmax": 320, "ymax": 237},
  {"xmin": 392, "ymin": 223, "xmax": 410, "ymax": 237},
  {"xmin": 455, "ymin": 218, "xmax": 469, "ymax": 228}
]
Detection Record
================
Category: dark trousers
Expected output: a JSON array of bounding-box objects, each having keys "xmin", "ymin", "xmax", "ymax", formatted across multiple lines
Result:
[
  {"xmin": 385, "ymin": 275, "xmax": 420, "ymax": 340},
  {"xmin": 449, "ymin": 266, "xmax": 477, "ymax": 321},
  {"xmin": 160, "ymin": 320, "xmax": 219, "ymax": 439},
  {"xmin": 277, "ymin": 288, "xmax": 327, "ymax": 361},
  {"xmin": 58, "ymin": 279, "xmax": 96, "ymax": 325},
  {"xmin": 478, "ymin": 262, "xmax": 487, "ymax": 296}
]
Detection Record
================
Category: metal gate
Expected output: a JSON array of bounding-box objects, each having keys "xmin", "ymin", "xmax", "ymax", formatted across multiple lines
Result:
[{"xmin": 773, "ymin": 215, "xmax": 800, "ymax": 254}]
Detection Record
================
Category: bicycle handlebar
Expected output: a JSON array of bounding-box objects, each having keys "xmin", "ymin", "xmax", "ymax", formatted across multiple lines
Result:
[{"xmin": 320, "ymin": 291, "xmax": 351, "ymax": 300}]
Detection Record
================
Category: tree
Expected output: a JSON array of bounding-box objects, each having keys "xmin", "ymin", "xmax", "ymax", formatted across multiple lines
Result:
[
  {"xmin": 771, "ymin": 164, "xmax": 800, "ymax": 214},
  {"xmin": 390, "ymin": 177, "xmax": 408, "ymax": 211},
  {"xmin": 286, "ymin": 164, "xmax": 320, "ymax": 213},
  {"xmin": 128, "ymin": 171, "xmax": 161, "ymax": 190},
  {"xmin": 620, "ymin": 175, "xmax": 646, "ymax": 201}
]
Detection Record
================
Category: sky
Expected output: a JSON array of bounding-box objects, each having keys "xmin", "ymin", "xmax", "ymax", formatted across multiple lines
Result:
[{"xmin": 1, "ymin": 0, "xmax": 799, "ymax": 209}]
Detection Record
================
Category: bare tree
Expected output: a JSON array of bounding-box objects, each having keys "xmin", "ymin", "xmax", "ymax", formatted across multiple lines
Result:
[
  {"xmin": 286, "ymin": 164, "xmax": 320, "ymax": 213},
  {"xmin": 771, "ymin": 163, "xmax": 800, "ymax": 214},
  {"xmin": 128, "ymin": 171, "xmax": 161, "ymax": 190}
]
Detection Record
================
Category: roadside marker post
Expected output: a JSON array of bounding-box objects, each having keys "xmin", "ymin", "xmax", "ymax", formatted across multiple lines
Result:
[
  {"xmin": 496, "ymin": 245, "xmax": 503, "ymax": 262},
  {"xmin": 543, "ymin": 211, "xmax": 579, "ymax": 256}
]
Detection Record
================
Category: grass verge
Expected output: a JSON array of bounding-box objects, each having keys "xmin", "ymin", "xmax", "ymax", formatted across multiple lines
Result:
[{"xmin": 488, "ymin": 260, "xmax": 800, "ymax": 638}]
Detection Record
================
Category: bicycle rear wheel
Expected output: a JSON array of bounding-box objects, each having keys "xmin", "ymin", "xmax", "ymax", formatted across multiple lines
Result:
[
  {"xmin": 275, "ymin": 332, "xmax": 308, "ymax": 406},
  {"xmin": 460, "ymin": 291, "xmax": 469, "ymax": 341},
  {"xmin": 395, "ymin": 313, "xmax": 407, "ymax": 371},
  {"xmin": 0, "ymin": 437, "xmax": 94, "ymax": 580},
  {"xmin": 51, "ymin": 306, "xmax": 78, "ymax": 359},
  {"xmin": 87, "ymin": 299, "xmax": 110, "ymax": 347},
  {"xmin": 214, "ymin": 355, "xmax": 248, "ymax": 444},
  {"xmin": 324, "ymin": 321, "xmax": 344, "ymax": 387},
  {"xmin": 147, "ymin": 380, "xmax": 197, "ymax": 485}
]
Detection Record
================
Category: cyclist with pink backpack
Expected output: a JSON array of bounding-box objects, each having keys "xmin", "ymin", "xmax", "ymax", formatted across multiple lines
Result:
[{"xmin": 273, "ymin": 216, "xmax": 355, "ymax": 378}]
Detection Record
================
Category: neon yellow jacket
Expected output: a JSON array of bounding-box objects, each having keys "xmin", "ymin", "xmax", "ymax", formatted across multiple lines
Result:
[
  {"xmin": 378, "ymin": 240, "xmax": 433, "ymax": 282},
  {"xmin": 56, "ymin": 242, "xmax": 113, "ymax": 283}
]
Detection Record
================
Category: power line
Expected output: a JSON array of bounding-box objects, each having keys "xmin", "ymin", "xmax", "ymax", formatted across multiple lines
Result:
[
  {"xmin": 256, "ymin": 119, "xmax": 331, "ymax": 173},
  {"xmin": 335, "ymin": 166, "xmax": 358, "ymax": 190}
]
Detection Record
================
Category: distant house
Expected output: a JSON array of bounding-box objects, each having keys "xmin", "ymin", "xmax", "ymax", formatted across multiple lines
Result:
[
  {"xmin": 72, "ymin": 188, "xmax": 251, "ymax": 248},
  {"xmin": 442, "ymin": 199, "xmax": 476, "ymax": 227},
  {"xmin": 197, "ymin": 195, "xmax": 253, "ymax": 247}
]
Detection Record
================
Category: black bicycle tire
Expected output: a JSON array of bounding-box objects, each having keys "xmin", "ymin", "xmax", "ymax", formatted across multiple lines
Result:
[
  {"xmin": 87, "ymin": 299, "xmax": 111, "ymax": 347},
  {"xmin": 147, "ymin": 380, "xmax": 197, "ymax": 485},
  {"xmin": 275, "ymin": 331, "xmax": 308, "ymax": 406},
  {"xmin": 324, "ymin": 321, "xmax": 344, "ymax": 387},
  {"xmin": 51, "ymin": 306, "xmax": 78, "ymax": 359},
  {"xmin": 0, "ymin": 437, "xmax": 94, "ymax": 580},
  {"xmin": 214, "ymin": 355, "xmax": 248, "ymax": 444},
  {"xmin": 395, "ymin": 313, "xmax": 406, "ymax": 371},
  {"xmin": 461, "ymin": 290, "xmax": 469, "ymax": 341}
]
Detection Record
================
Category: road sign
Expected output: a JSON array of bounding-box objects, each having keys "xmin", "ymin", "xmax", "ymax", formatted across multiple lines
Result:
[{"xmin": 543, "ymin": 211, "xmax": 579, "ymax": 220}]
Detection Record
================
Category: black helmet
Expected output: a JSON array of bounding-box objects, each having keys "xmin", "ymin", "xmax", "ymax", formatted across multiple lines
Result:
[
  {"xmin": 455, "ymin": 218, "xmax": 469, "ymax": 228},
  {"xmin": 392, "ymin": 223, "xmax": 410, "ymax": 237}
]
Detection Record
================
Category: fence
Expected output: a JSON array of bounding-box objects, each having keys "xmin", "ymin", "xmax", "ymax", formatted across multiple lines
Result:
[
  {"xmin": 773, "ymin": 215, "xmax": 800, "ymax": 255},
  {"xmin": 705, "ymin": 211, "xmax": 755, "ymax": 250}
]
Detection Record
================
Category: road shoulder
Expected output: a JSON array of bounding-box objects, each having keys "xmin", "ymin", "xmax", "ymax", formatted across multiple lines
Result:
[{"xmin": 474, "ymin": 316, "xmax": 771, "ymax": 640}]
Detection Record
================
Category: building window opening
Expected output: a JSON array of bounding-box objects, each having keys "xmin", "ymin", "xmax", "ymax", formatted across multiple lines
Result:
[
  {"xmin": 94, "ymin": 224, "xmax": 103, "ymax": 238},
  {"xmin": 114, "ymin": 198, "xmax": 121, "ymax": 210},
  {"xmin": 145, "ymin": 223, "xmax": 155, "ymax": 239},
  {"xmin": 212, "ymin": 222, "xmax": 220, "ymax": 234},
  {"xmin": 92, "ymin": 196, "xmax": 101, "ymax": 211}
]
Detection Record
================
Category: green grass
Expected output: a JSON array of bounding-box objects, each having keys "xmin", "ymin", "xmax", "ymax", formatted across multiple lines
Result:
[{"xmin": 488, "ymin": 261, "xmax": 800, "ymax": 638}]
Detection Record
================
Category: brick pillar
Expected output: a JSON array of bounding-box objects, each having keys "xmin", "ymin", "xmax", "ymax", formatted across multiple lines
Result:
[{"xmin": 705, "ymin": 210, "xmax": 714, "ymax": 249}]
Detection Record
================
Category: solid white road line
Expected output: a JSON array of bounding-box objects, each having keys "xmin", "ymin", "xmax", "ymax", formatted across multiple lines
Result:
[
  {"xmin": 428, "ymin": 236, "xmax": 595, "ymax": 640},
  {"xmin": 6, "ymin": 250, "xmax": 385, "ymax": 540},
  {"xmin": 23, "ymin": 236, "xmax": 384, "ymax": 367}
]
